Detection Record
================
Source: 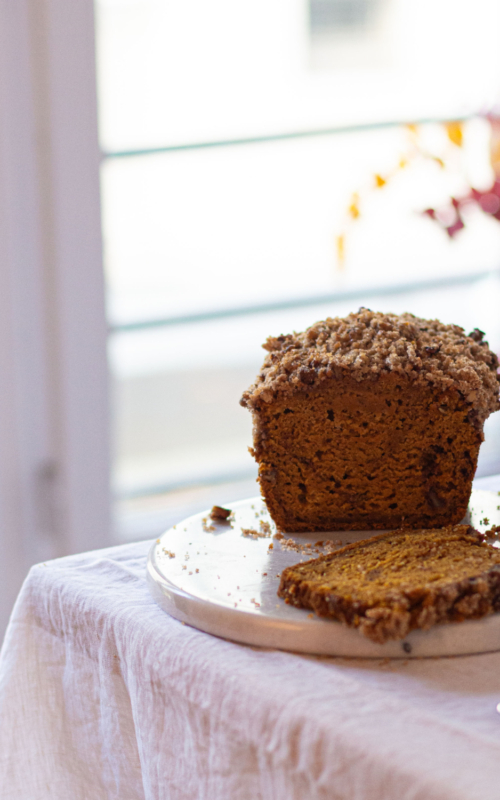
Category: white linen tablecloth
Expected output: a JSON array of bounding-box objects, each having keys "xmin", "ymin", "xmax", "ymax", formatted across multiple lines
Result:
[{"xmin": 2, "ymin": 538, "xmax": 500, "ymax": 800}]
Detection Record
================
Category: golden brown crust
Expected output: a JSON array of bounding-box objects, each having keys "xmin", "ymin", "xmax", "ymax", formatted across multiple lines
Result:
[
  {"xmin": 241, "ymin": 309, "xmax": 500, "ymax": 425},
  {"xmin": 278, "ymin": 525, "xmax": 500, "ymax": 643}
]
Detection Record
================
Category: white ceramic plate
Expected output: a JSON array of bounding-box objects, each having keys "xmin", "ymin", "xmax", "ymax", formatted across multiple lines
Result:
[{"xmin": 147, "ymin": 490, "xmax": 500, "ymax": 659}]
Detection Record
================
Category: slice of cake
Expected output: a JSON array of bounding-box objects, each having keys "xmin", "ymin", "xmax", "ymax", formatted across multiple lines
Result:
[
  {"xmin": 240, "ymin": 310, "xmax": 500, "ymax": 532},
  {"xmin": 278, "ymin": 525, "xmax": 500, "ymax": 643}
]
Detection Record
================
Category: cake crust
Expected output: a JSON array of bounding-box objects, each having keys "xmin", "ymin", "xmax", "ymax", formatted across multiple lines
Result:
[
  {"xmin": 278, "ymin": 525, "xmax": 500, "ymax": 643},
  {"xmin": 241, "ymin": 310, "xmax": 500, "ymax": 424},
  {"xmin": 241, "ymin": 310, "xmax": 500, "ymax": 532}
]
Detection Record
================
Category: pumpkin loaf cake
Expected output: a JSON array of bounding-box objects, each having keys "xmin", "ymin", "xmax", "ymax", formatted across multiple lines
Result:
[
  {"xmin": 278, "ymin": 525, "xmax": 500, "ymax": 643},
  {"xmin": 241, "ymin": 310, "xmax": 500, "ymax": 532}
]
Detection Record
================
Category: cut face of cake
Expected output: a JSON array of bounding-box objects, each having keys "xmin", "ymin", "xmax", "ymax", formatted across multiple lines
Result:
[
  {"xmin": 241, "ymin": 310, "xmax": 500, "ymax": 532},
  {"xmin": 278, "ymin": 525, "xmax": 500, "ymax": 643}
]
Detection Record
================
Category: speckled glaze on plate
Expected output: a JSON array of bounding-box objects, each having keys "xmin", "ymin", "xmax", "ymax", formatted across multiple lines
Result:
[{"xmin": 147, "ymin": 490, "xmax": 500, "ymax": 659}]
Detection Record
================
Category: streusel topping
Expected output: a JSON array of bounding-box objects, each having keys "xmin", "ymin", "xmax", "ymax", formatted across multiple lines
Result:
[{"xmin": 240, "ymin": 309, "xmax": 500, "ymax": 421}]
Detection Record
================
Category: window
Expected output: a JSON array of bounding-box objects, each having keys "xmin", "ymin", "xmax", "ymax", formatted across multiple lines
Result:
[{"xmin": 95, "ymin": 0, "xmax": 500, "ymax": 538}]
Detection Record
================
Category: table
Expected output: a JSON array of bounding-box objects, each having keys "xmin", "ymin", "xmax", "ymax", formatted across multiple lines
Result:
[{"xmin": 2, "ymin": 532, "xmax": 500, "ymax": 799}]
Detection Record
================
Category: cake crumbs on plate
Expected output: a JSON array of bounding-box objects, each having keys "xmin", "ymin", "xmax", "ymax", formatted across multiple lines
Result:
[
  {"xmin": 210, "ymin": 505, "xmax": 232, "ymax": 522},
  {"xmin": 163, "ymin": 549, "xmax": 175, "ymax": 559},
  {"xmin": 242, "ymin": 527, "xmax": 271, "ymax": 539},
  {"xmin": 202, "ymin": 517, "xmax": 215, "ymax": 533},
  {"xmin": 276, "ymin": 534, "xmax": 344, "ymax": 556}
]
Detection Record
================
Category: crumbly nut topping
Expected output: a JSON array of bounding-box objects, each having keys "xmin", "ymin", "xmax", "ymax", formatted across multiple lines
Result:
[{"xmin": 240, "ymin": 309, "xmax": 500, "ymax": 422}]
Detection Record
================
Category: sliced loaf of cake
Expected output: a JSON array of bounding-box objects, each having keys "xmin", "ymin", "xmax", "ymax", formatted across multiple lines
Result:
[
  {"xmin": 241, "ymin": 310, "xmax": 500, "ymax": 531},
  {"xmin": 278, "ymin": 525, "xmax": 500, "ymax": 642}
]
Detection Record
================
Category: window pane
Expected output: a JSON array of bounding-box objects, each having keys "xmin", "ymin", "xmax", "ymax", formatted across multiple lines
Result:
[
  {"xmin": 95, "ymin": 0, "xmax": 500, "ymax": 152},
  {"xmin": 102, "ymin": 123, "xmax": 500, "ymax": 327}
]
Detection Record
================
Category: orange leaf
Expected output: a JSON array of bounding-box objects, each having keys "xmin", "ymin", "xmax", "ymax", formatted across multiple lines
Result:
[
  {"xmin": 348, "ymin": 194, "xmax": 360, "ymax": 219},
  {"xmin": 336, "ymin": 235, "xmax": 345, "ymax": 266},
  {"xmin": 374, "ymin": 174, "xmax": 386, "ymax": 188},
  {"xmin": 489, "ymin": 117, "xmax": 500, "ymax": 178},
  {"xmin": 445, "ymin": 121, "xmax": 463, "ymax": 147}
]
